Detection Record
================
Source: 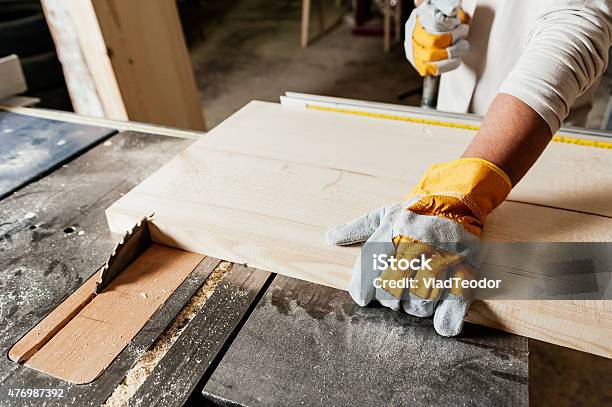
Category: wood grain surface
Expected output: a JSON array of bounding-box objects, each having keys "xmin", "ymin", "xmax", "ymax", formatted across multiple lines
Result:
[{"xmin": 106, "ymin": 101, "xmax": 612, "ymax": 358}]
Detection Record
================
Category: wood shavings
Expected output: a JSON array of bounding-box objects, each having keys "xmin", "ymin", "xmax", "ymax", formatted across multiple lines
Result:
[{"xmin": 102, "ymin": 261, "xmax": 233, "ymax": 407}]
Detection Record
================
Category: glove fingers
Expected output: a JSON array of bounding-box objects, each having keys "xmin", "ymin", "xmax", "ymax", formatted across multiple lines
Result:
[
  {"xmin": 348, "ymin": 251, "xmax": 372, "ymax": 306},
  {"xmin": 433, "ymin": 293, "xmax": 471, "ymax": 337},
  {"xmin": 432, "ymin": 57, "xmax": 461, "ymax": 75},
  {"xmin": 448, "ymin": 23, "xmax": 470, "ymax": 43},
  {"xmin": 402, "ymin": 292, "xmax": 435, "ymax": 317},
  {"xmin": 411, "ymin": 57, "xmax": 460, "ymax": 76},
  {"xmin": 418, "ymin": 5, "xmax": 462, "ymax": 34},
  {"xmin": 447, "ymin": 39, "xmax": 469, "ymax": 59},
  {"xmin": 375, "ymin": 272, "xmax": 409, "ymax": 311},
  {"xmin": 326, "ymin": 206, "xmax": 386, "ymax": 246},
  {"xmin": 411, "ymin": 39, "xmax": 468, "ymax": 67},
  {"xmin": 348, "ymin": 223, "xmax": 395, "ymax": 307},
  {"xmin": 374, "ymin": 266, "xmax": 407, "ymax": 311},
  {"xmin": 378, "ymin": 297, "xmax": 402, "ymax": 311}
]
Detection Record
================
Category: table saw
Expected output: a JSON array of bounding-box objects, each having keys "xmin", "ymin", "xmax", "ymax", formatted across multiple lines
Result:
[{"xmin": 2, "ymin": 93, "xmax": 611, "ymax": 406}]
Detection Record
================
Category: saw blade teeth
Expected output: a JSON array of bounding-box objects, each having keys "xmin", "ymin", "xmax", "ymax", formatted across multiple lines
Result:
[{"xmin": 95, "ymin": 215, "xmax": 154, "ymax": 293}]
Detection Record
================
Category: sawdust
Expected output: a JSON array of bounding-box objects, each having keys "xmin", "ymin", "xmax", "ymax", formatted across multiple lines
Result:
[{"xmin": 102, "ymin": 261, "xmax": 233, "ymax": 407}]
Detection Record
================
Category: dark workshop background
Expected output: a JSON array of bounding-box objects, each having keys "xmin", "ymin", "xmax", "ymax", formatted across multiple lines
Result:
[
  {"xmin": 3, "ymin": 0, "xmax": 611, "ymax": 130},
  {"xmin": 1, "ymin": 0, "xmax": 611, "ymax": 405}
]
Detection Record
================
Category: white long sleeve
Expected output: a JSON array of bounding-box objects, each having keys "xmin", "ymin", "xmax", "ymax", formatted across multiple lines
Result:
[
  {"xmin": 499, "ymin": 1, "xmax": 612, "ymax": 134},
  {"xmin": 437, "ymin": 0, "xmax": 612, "ymax": 134}
]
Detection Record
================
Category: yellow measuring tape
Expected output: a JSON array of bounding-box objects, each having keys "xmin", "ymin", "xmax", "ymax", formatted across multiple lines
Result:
[{"xmin": 307, "ymin": 104, "xmax": 612, "ymax": 150}]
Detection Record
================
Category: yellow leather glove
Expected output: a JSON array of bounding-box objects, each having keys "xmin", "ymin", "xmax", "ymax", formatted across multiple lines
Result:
[
  {"xmin": 404, "ymin": 0, "xmax": 471, "ymax": 76},
  {"xmin": 326, "ymin": 158, "xmax": 512, "ymax": 336}
]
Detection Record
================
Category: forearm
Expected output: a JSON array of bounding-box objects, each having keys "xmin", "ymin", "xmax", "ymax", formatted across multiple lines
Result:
[
  {"xmin": 461, "ymin": 93, "xmax": 552, "ymax": 186},
  {"xmin": 463, "ymin": 3, "xmax": 611, "ymax": 186}
]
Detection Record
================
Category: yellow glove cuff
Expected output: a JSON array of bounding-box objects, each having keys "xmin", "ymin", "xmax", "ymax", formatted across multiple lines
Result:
[{"xmin": 408, "ymin": 158, "xmax": 512, "ymax": 235}]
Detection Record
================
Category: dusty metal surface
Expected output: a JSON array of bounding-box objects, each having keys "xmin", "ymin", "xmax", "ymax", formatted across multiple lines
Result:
[
  {"xmin": 203, "ymin": 275, "xmax": 529, "ymax": 406},
  {"xmin": 102, "ymin": 258, "xmax": 230, "ymax": 407},
  {"xmin": 0, "ymin": 129, "xmax": 191, "ymax": 406},
  {"xmin": 131, "ymin": 265, "xmax": 272, "ymax": 407},
  {"xmin": 0, "ymin": 123, "xmax": 268, "ymax": 407},
  {"xmin": 0, "ymin": 111, "xmax": 115, "ymax": 200}
]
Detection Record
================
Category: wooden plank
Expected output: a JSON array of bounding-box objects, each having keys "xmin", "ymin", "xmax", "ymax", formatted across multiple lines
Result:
[
  {"xmin": 105, "ymin": 101, "xmax": 612, "ymax": 357},
  {"xmin": 467, "ymin": 300, "xmax": 612, "ymax": 358},
  {"xmin": 194, "ymin": 102, "xmax": 612, "ymax": 217},
  {"xmin": 105, "ymin": 148, "xmax": 612, "ymax": 286},
  {"xmin": 131, "ymin": 264, "xmax": 271, "ymax": 407},
  {"xmin": 202, "ymin": 275, "xmax": 528, "ymax": 406},
  {"xmin": 14, "ymin": 245, "xmax": 204, "ymax": 384},
  {"xmin": 0, "ymin": 111, "xmax": 116, "ymax": 199},
  {"xmin": 40, "ymin": 0, "xmax": 115, "ymax": 118},
  {"xmin": 40, "ymin": 0, "xmax": 206, "ymax": 130},
  {"xmin": 0, "ymin": 55, "xmax": 27, "ymax": 100},
  {"xmin": 105, "ymin": 148, "xmax": 612, "ymax": 357}
]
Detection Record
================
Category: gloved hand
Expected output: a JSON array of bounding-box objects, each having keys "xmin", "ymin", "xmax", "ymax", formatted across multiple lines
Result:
[
  {"xmin": 326, "ymin": 158, "xmax": 512, "ymax": 336},
  {"xmin": 404, "ymin": 0, "xmax": 471, "ymax": 76}
]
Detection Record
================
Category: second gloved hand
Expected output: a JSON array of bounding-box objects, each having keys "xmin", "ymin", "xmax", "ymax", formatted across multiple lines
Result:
[{"xmin": 404, "ymin": 0, "xmax": 471, "ymax": 76}]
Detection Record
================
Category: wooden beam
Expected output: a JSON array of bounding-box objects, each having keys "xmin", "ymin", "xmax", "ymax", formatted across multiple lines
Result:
[
  {"xmin": 106, "ymin": 101, "xmax": 612, "ymax": 358},
  {"xmin": 40, "ymin": 0, "xmax": 206, "ymax": 131},
  {"xmin": 40, "ymin": 0, "xmax": 122, "ymax": 118}
]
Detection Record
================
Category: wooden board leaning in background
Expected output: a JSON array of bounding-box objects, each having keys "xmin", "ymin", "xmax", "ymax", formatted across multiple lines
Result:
[
  {"xmin": 106, "ymin": 101, "xmax": 612, "ymax": 358},
  {"xmin": 40, "ymin": 0, "xmax": 205, "ymax": 130}
]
